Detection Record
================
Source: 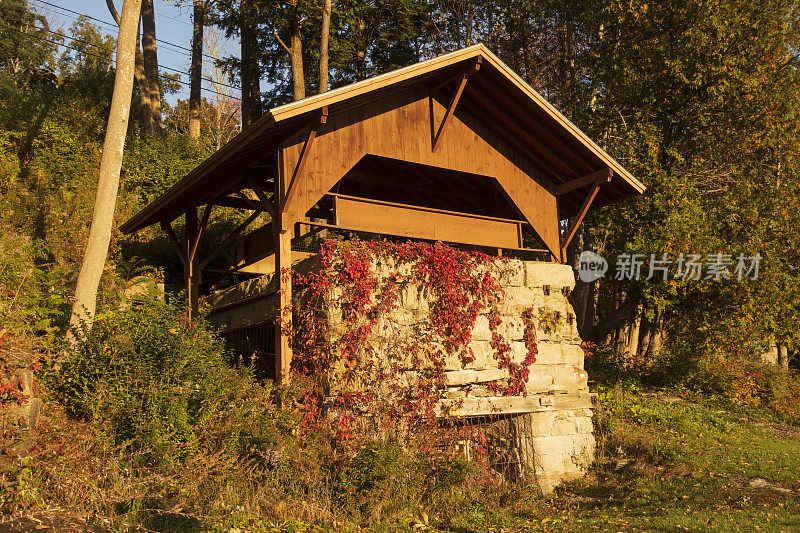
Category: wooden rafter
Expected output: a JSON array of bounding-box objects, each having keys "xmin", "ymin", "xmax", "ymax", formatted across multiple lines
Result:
[
  {"xmin": 555, "ymin": 168, "xmax": 613, "ymax": 196},
  {"xmin": 460, "ymin": 89, "xmax": 570, "ymax": 183},
  {"xmin": 469, "ymin": 75, "xmax": 594, "ymax": 176},
  {"xmin": 560, "ymin": 180, "xmax": 603, "ymax": 256},
  {"xmin": 283, "ymin": 106, "xmax": 328, "ymax": 215},
  {"xmin": 232, "ymin": 188, "xmax": 262, "ymax": 211},
  {"xmin": 431, "ymin": 58, "xmax": 480, "ymax": 152},
  {"xmin": 244, "ymin": 176, "xmax": 276, "ymax": 218}
]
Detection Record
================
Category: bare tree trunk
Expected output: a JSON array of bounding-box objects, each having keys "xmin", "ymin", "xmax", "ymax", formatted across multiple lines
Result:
[
  {"xmin": 355, "ymin": 17, "xmax": 366, "ymax": 80},
  {"xmin": 106, "ymin": 0, "xmax": 150, "ymax": 131},
  {"xmin": 189, "ymin": 0, "xmax": 205, "ymax": 140},
  {"xmin": 141, "ymin": 0, "xmax": 162, "ymax": 134},
  {"xmin": 289, "ymin": 0, "xmax": 305, "ymax": 100},
  {"xmin": 319, "ymin": 0, "xmax": 331, "ymax": 93},
  {"xmin": 626, "ymin": 303, "xmax": 643, "ymax": 358},
  {"xmin": 240, "ymin": 0, "xmax": 262, "ymax": 128},
  {"xmin": 68, "ymin": 0, "xmax": 142, "ymax": 343}
]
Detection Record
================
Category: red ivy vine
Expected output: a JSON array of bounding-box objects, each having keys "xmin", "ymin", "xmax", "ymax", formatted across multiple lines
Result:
[{"xmin": 291, "ymin": 239, "xmax": 538, "ymax": 446}]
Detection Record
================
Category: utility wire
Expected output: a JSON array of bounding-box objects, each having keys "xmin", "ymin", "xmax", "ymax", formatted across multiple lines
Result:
[
  {"xmin": 2, "ymin": 19, "xmax": 242, "ymax": 93},
  {"xmin": 31, "ymin": 0, "xmax": 218, "ymax": 62},
  {"xmin": 2, "ymin": 21, "xmax": 242, "ymax": 101}
]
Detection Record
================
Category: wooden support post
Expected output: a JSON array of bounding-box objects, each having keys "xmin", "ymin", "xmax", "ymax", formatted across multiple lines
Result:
[
  {"xmin": 274, "ymin": 154, "xmax": 293, "ymax": 385},
  {"xmin": 274, "ymin": 223, "xmax": 292, "ymax": 384},
  {"xmin": 184, "ymin": 207, "xmax": 199, "ymax": 320}
]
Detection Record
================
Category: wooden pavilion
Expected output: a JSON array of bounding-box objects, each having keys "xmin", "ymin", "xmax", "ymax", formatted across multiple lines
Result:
[{"xmin": 121, "ymin": 44, "xmax": 644, "ymax": 383}]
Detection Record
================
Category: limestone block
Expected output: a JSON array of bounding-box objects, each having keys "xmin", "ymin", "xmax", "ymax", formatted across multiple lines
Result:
[
  {"xmin": 524, "ymin": 262, "xmax": 576, "ymax": 290},
  {"xmin": 400, "ymin": 284, "xmax": 430, "ymax": 312},
  {"xmin": 575, "ymin": 415, "xmax": 595, "ymax": 434},
  {"xmin": 535, "ymin": 343, "xmax": 585, "ymax": 366},
  {"xmin": 525, "ymin": 367, "xmax": 556, "ymax": 392},
  {"xmin": 509, "ymin": 341, "xmax": 530, "ymax": 364},
  {"xmin": 496, "ymin": 259, "xmax": 525, "ymax": 286},
  {"xmin": 499, "ymin": 285, "xmax": 539, "ymax": 314},
  {"xmin": 467, "ymin": 341, "xmax": 496, "ymax": 369},
  {"xmin": 388, "ymin": 310, "xmax": 419, "ymax": 327},
  {"xmin": 470, "ymin": 315, "xmax": 493, "ymax": 342},
  {"xmin": 526, "ymin": 411, "xmax": 582, "ymax": 437},
  {"xmin": 551, "ymin": 365, "xmax": 589, "ymax": 391},
  {"xmin": 444, "ymin": 368, "xmax": 508, "ymax": 386},
  {"xmin": 497, "ymin": 316, "xmax": 526, "ymax": 341}
]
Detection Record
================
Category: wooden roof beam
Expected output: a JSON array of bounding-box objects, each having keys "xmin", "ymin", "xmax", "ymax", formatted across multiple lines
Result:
[
  {"xmin": 459, "ymin": 96, "xmax": 565, "ymax": 186},
  {"xmin": 432, "ymin": 58, "xmax": 481, "ymax": 152},
  {"xmin": 283, "ymin": 106, "xmax": 328, "ymax": 219},
  {"xmin": 555, "ymin": 168, "xmax": 613, "ymax": 196},
  {"xmin": 470, "ymin": 75, "xmax": 594, "ymax": 176}
]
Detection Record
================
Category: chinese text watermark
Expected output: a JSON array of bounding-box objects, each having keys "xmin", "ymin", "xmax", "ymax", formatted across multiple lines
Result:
[{"xmin": 578, "ymin": 251, "xmax": 761, "ymax": 283}]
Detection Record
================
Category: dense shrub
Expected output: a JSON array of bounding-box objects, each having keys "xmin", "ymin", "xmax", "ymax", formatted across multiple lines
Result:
[{"xmin": 49, "ymin": 293, "xmax": 279, "ymax": 464}]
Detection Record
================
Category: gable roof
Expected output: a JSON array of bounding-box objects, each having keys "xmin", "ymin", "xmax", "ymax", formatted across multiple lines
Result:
[{"xmin": 121, "ymin": 43, "xmax": 644, "ymax": 234}]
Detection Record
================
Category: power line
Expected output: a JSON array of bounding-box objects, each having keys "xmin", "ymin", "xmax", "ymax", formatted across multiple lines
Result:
[
  {"xmin": 1, "ymin": 21, "xmax": 241, "ymax": 101},
  {"xmin": 6, "ymin": 20, "xmax": 242, "ymax": 94},
  {"xmin": 31, "ymin": 0, "xmax": 217, "ymax": 62}
]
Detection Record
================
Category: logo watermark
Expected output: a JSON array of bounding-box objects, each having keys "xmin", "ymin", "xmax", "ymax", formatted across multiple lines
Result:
[
  {"xmin": 577, "ymin": 252, "xmax": 761, "ymax": 282},
  {"xmin": 578, "ymin": 251, "xmax": 609, "ymax": 283}
]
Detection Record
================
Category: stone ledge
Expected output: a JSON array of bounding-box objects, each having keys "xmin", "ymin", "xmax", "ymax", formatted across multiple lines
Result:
[{"xmin": 436, "ymin": 392, "xmax": 594, "ymax": 417}]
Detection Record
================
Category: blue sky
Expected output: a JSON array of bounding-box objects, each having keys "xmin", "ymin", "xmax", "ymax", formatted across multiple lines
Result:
[{"xmin": 32, "ymin": 0, "xmax": 239, "ymax": 106}]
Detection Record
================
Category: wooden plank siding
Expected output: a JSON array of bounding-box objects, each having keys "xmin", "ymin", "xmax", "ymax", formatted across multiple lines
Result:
[{"xmin": 279, "ymin": 86, "xmax": 562, "ymax": 257}]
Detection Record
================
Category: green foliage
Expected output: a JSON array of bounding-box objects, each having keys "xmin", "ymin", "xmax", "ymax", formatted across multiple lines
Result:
[
  {"xmin": 49, "ymin": 294, "xmax": 274, "ymax": 465},
  {"xmin": 0, "ymin": 231, "xmax": 70, "ymax": 359},
  {"xmin": 121, "ymin": 129, "xmax": 211, "ymax": 205},
  {"xmin": 331, "ymin": 441, "xmax": 471, "ymax": 520}
]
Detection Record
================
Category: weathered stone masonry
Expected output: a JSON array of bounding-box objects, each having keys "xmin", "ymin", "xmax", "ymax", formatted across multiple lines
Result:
[{"xmin": 206, "ymin": 255, "xmax": 595, "ymax": 494}]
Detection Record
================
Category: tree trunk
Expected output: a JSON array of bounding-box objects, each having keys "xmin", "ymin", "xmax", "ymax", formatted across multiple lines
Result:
[
  {"xmin": 355, "ymin": 17, "xmax": 366, "ymax": 80},
  {"xmin": 189, "ymin": 0, "xmax": 205, "ymax": 140},
  {"xmin": 106, "ymin": 0, "xmax": 150, "ymax": 131},
  {"xmin": 289, "ymin": 0, "xmax": 305, "ymax": 100},
  {"xmin": 319, "ymin": 0, "xmax": 331, "ymax": 93},
  {"xmin": 240, "ymin": 0, "xmax": 262, "ymax": 128},
  {"xmin": 141, "ymin": 0, "xmax": 162, "ymax": 134},
  {"xmin": 68, "ymin": 0, "xmax": 142, "ymax": 343}
]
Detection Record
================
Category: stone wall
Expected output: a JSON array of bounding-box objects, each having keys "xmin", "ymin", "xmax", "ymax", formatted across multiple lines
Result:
[{"xmin": 205, "ymin": 254, "xmax": 595, "ymax": 494}]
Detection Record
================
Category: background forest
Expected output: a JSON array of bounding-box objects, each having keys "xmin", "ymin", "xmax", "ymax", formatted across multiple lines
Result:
[{"xmin": 1, "ymin": 0, "xmax": 800, "ymax": 529}]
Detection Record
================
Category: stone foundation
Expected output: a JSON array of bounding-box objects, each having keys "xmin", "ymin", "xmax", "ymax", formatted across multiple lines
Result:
[{"xmin": 206, "ymin": 253, "xmax": 595, "ymax": 494}]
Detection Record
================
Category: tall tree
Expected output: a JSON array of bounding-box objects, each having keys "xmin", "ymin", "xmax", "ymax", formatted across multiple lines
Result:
[
  {"xmin": 319, "ymin": 0, "xmax": 331, "ymax": 93},
  {"xmin": 105, "ymin": 0, "xmax": 152, "ymax": 132},
  {"xmin": 189, "ymin": 0, "xmax": 206, "ymax": 139},
  {"xmin": 68, "ymin": 0, "xmax": 143, "ymax": 341},
  {"xmin": 240, "ymin": 0, "xmax": 262, "ymax": 127},
  {"xmin": 140, "ymin": 0, "xmax": 162, "ymax": 133},
  {"xmin": 274, "ymin": 0, "xmax": 306, "ymax": 100}
]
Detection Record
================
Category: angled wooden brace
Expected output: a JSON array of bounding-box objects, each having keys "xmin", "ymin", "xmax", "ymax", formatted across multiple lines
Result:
[
  {"xmin": 189, "ymin": 202, "xmax": 214, "ymax": 264},
  {"xmin": 282, "ymin": 106, "xmax": 329, "ymax": 226},
  {"xmin": 198, "ymin": 210, "xmax": 261, "ymax": 270},
  {"xmin": 160, "ymin": 220, "xmax": 188, "ymax": 270},
  {"xmin": 554, "ymin": 168, "xmax": 613, "ymax": 196},
  {"xmin": 431, "ymin": 57, "xmax": 481, "ymax": 152},
  {"xmin": 243, "ymin": 175, "xmax": 276, "ymax": 219},
  {"xmin": 559, "ymin": 169, "xmax": 613, "ymax": 257}
]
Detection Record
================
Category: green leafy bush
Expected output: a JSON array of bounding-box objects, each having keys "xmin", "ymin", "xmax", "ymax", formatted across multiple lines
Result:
[{"xmin": 50, "ymin": 293, "xmax": 275, "ymax": 465}]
